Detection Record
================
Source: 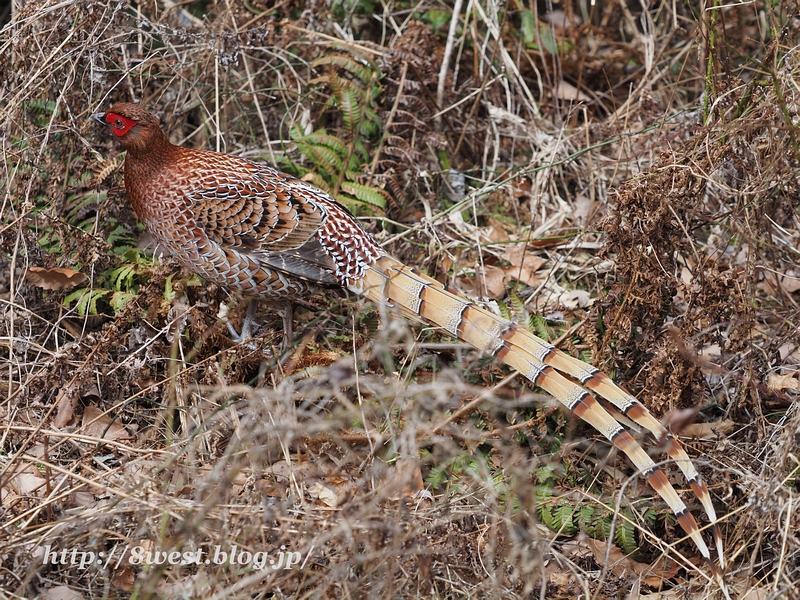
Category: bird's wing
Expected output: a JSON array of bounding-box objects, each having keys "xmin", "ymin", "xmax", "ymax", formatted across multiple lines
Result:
[
  {"xmin": 253, "ymin": 239, "xmax": 341, "ymax": 286},
  {"xmin": 186, "ymin": 153, "xmax": 325, "ymax": 252},
  {"xmin": 183, "ymin": 151, "xmax": 340, "ymax": 285}
]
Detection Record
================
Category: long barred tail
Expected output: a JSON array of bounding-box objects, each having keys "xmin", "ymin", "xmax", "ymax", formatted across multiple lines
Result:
[{"xmin": 353, "ymin": 254, "xmax": 725, "ymax": 576}]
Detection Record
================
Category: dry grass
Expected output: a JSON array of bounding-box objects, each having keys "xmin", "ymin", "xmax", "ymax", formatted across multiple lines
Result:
[{"xmin": 1, "ymin": 0, "xmax": 799, "ymax": 598}]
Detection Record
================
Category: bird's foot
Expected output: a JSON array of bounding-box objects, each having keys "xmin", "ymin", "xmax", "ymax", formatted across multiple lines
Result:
[
  {"xmin": 221, "ymin": 299, "xmax": 293, "ymax": 352},
  {"xmin": 221, "ymin": 299, "xmax": 259, "ymax": 348}
]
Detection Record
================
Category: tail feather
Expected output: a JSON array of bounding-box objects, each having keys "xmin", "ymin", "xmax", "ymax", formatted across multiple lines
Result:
[
  {"xmin": 353, "ymin": 255, "xmax": 723, "ymax": 569},
  {"xmin": 549, "ymin": 348, "xmax": 724, "ymax": 568}
]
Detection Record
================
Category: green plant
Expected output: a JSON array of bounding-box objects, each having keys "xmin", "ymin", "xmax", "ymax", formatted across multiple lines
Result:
[
  {"xmin": 280, "ymin": 53, "xmax": 390, "ymax": 214},
  {"xmin": 517, "ymin": 9, "xmax": 572, "ymax": 55},
  {"xmin": 63, "ymin": 249, "xmax": 152, "ymax": 316},
  {"xmin": 535, "ymin": 463, "xmax": 660, "ymax": 558},
  {"xmin": 425, "ymin": 448, "xmax": 486, "ymax": 491}
]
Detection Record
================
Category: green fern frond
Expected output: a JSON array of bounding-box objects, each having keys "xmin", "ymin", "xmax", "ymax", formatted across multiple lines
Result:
[
  {"xmin": 535, "ymin": 464, "xmax": 558, "ymax": 484},
  {"xmin": 339, "ymin": 85, "xmax": 363, "ymax": 133},
  {"xmin": 296, "ymin": 131, "xmax": 349, "ymax": 155},
  {"xmin": 311, "ymin": 53, "xmax": 376, "ymax": 84},
  {"xmin": 497, "ymin": 300, "xmax": 512, "ymax": 321},
  {"xmin": 614, "ymin": 515, "xmax": 639, "ymax": 556},
  {"xmin": 529, "ymin": 312, "xmax": 550, "ymax": 339},
  {"xmin": 288, "ymin": 123, "xmax": 308, "ymax": 141},
  {"xmin": 425, "ymin": 464, "xmax": 449, "ymax": 489},
  {"xmin": 301, "ymin": 172, "xmax": 331, "ymax": 192},
  {"xmin": 578, "ymin": 505, "xmax": 595, "ymax": 531},
  {"xmin": 287, "ymin": 50, "xmax": 385, "ymax": 216},
  {"xmin": 339, "ymin": 181, "xmax": 388, "ymax": 211},
  {"xmin": 109, "ymin": 264, "xmax": 137, "ymax": 291},
  {"xmin": 508, "ymin": 289, "xmax": 526, "ymax": 319},
  {"xmin": 599, "ymin": 512, "xmax": 613, "ymax": 539},
  {"xmin": 321, "ymin": 71, "xmax": 346, "ymax": 106},
  {"xmin": 64, "ymin": 288, "xmax": 111, "ymax": 316},
  {"xmin": 275, "ymin": 155, "xmax": 308, "ymax": 178},
  {"xmin": 642, "ymin": 508, "xmax": 658, "ymax": 527},
  {"xmin": 537, "ymin": 493, "xmax": 556, "ymax": 529},
  {"xmin": 295, "ymin": 144, "xmax": 345, "ymax": 177},
  {"xmin": 361, "ymin": 113, "xmax": 382, "ymax": 138},
  {"xmin": 557, "ymin": 504, "xmax": 578, "ymax": 534},
  {"xmin": 110, "ymin": 290, "xmax": 136, "ymax": 312},
  {"xmin": 106, "ymin": 226, "xmax": 137, "ymax": 253},
  {"xmin": 352, "ymin": 137, "xmax": 371, "ymax": 165}
]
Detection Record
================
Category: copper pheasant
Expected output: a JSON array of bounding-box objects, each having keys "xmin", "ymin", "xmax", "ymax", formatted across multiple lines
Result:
[{"xmin": 93, "ymin": 102, "xmax": 726, "ymax": 585}]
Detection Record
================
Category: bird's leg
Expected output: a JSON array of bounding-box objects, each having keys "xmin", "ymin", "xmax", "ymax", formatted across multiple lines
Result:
[
  {"xmin": 226, "ymin": 298, "xmax": 259, "ymax": 345},
  {"xmin": 226, "ymin": 299, "xmax": 293, "ymax": 351},
  {"xmin": 277, "ymin": 302, "xmax": 293, "ymax": 351},
  {"xmin": 281, "ymin": 302, "xmax": 294, "ymax": 350},
  {"xmin": 242, "ymin": 298, "xmax": 259, "ymax": 342}
]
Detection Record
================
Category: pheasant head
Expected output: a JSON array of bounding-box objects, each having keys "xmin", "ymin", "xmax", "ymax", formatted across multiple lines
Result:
[{"xmin": 92, "ymin": 102, "xmax": 168, "ymax": 157}]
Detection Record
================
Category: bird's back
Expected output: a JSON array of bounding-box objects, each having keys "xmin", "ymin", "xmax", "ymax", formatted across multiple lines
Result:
[{"xmin": 124, "ymin": 141, "xmax": 383, "ymax": 296}]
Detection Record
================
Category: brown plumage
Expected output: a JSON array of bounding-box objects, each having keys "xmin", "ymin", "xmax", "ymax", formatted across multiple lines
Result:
[{"xmin": 93, "ymin": 102, "xmax": 726, "ymax": 586}]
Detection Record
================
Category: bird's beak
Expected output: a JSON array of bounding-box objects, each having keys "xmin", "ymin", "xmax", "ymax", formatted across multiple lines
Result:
[{"xmin": 92, "ymin": 112, "xmax": 108, "ymax": 126}]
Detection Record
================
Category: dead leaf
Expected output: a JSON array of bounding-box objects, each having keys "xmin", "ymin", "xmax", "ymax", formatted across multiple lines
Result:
[
  {"xmin": 511, "ymin": 177, "xmax": 532, "ymax": 199},
  {"xmin": 26, "ymin": 266, "xmax": 87, "ymax": 290},
  {"xmin": 549, "ymin": 570, "xmax": 572, "ymax": 587},
  {"xmin": 560, "ymin": 289, "xmax": 592, "ymax": 308},
  {"xmin": 639, "ymin": 591, "xmax": 685, "ymax": 599},
  {"xmin": 54, "ymin": 382, "xmax": 81, "ymax": 428},
  {"xmin": 527, "ymin": 238, "xmax": 567, "ymax": 249},
  {"xmin": 587, "ymin": 539, "xmax": 635, "ymax": 577},
  {"xmin": 778, "ymin": 343, "xmax": 800, "ymax": 362},
  {"xmin": 760, "ymin": 270, "xmax": 800, "ymax": 295},
  {"xmin": 544, "ymin": 554, "xmax": 578, "ymax": 588},
  {"xmin": 440, "ymin": 255, "xmax": 453, "ymax": 274},
  {"xmin": 699, "ymin": 343, "xmax": 721, "ymax": 357},
  {"xmin": 543, "ymin": 9, "xmax": 581, "ymax": 30},
  {"xmin": 777, "ymin": 271, "xmax": 800, "ymax": 293},
  {"xmin": 502, "ymin": 265, "xmax": 540, "ymax": 288},
  {"xmin": 156, "ymin": 573, "xmax": 210, "ymax": 598},
  {"xmin": 383, "ymin": 458, "xmax": 424, "ymax": 498},
  {"xmin": 587, "ymin": 538, "xmax": 678, "ymax": 587},
  {"xmin": 27, "ymin": 443, "xmax": 46, "ymax": 458},
  {"xmin": 639, "ymin": 558, "xmax": 680, "ymax": 587},
  {"xmin": 110, "ymin": 565, "xmax": 136, "ymax": 591},
  {"xmin": 573, "ymin": 194, "xmax": 594, "ymax": 227},
  {"xmin": 767, "ymin": 373, "xmax": 800, "ymax": 392},
  {"xmin": 741, "ymin": 587, "xmax": 774, "ymax": 600},
  {"xmin": 80, "ymin": 406, "xmax": 130, "ymax": 441},
  {"xmin": 502, "ymin": 245, "xmax": 546, "ymax": 288},
  {"xmin": 10, "ymin": 465, "xmax": 47, "ymax": 496},
  {"xmin": 487, "ymin": 218, "xmax": 510, "ymax": 243},
  {"xmin": 503, "ymin": 245, "xmax": 546, "ymax": 273},
  {"xmin": 67, "ymin": 491, "xmax": 95, "ymax": 508},
  {"xmin": 40, "ymin": 586, "xmax": 84, "ymax": 600},
  {"xmin": 553, "ymin": 80, "xmax": 591, "ymax": 102},
  {"xmin": 681, "ymin": 419, "xmax": 736, "ymax": 440},
  {"xmin": 476, "ymin": 265, "xmax": 507, "ymax": 299},
  {"xmin": 663, "ymin": 408, "xmax": 698, "ymax": 435},
  {"xmin": 308, "ymin": 481, "xmax": 341, "ymax": 507}
]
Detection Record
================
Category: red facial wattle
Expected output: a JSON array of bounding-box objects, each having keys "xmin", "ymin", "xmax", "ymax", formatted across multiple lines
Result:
[{"xmin": 104, "ymin": 113, "xmax": 137, "ymax": 137}]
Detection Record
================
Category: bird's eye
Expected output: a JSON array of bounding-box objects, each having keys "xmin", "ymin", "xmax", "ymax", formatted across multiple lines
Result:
[{"xmin": 114, "ymin": 119, "xmax": 123, "ymax": 129}]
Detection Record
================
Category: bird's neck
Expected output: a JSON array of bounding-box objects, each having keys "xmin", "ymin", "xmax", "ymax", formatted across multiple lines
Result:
[
  {"xmin": 124, "ymin": 127, "xmax": 173, "ymax": 162},
  {"xmin": 123, "ymin": 133, "xmax": 180, "ymax": 219}
]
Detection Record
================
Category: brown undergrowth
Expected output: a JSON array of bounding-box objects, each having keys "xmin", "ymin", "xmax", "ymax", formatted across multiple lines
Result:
[{"xmin": 1, "ymin": 0, "xmax": 799, "ymax": 598}]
